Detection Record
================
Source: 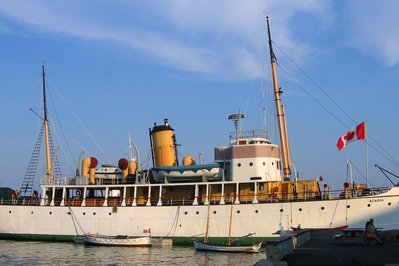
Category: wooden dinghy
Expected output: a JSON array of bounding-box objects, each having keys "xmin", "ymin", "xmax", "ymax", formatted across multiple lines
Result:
[{"xmin": 83, "ymin": 234, "xmax": 151, "ymax": 247}]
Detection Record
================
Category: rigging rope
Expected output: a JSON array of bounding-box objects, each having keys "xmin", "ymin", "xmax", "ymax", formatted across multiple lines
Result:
[
  {"xmin": 166, "ymin": 205, "xmax": 180, "ymax": 238},
  {"xmin": 272, "ymin": 41, "xmax": 399, "ymax": 168},
  {"xmin": 46, "ymin": 80, "xmax": 75, "ymax": 176},
  {"xmin": 47, "ymin": 77, "xmax": 112, "ymax": 163},
  {"xmin": 68, "ymin": 205, "xmax": 86, "ymax": 235}
]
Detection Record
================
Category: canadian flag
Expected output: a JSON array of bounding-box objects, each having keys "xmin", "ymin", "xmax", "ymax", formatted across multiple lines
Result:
[{"xmin": 337, "ymin": 122, "xmax": 366, "ymax": 151}]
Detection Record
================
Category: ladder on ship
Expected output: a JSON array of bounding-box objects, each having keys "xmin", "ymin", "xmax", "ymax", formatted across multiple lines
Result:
[{"xmin": 20, "ymin": 122, "xmax": 62, "ymax": 197}]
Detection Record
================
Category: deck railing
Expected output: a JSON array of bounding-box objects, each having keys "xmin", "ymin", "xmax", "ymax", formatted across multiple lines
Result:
[
  {"xmin": 0, "ymin": 187, "xmax": 390, "ymax": 207},
  {"xmin": 229, "ymin": 129, "xmax": 268, "ymax": 142}
]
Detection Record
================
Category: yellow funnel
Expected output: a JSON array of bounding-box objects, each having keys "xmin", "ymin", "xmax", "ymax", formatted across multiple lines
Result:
[{"xmin": 150, "ymin": 119, "xmax": 177, "ymax": 167}]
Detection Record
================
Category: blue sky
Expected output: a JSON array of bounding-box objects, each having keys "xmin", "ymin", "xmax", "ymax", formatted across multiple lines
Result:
[{"xmin": 1, "ymin": 0, "xmax": 399, "ymax": 191}]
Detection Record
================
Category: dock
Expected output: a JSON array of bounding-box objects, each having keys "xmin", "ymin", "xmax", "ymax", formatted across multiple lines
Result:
[
  {"xmin": 255, "ymin": 229, "xmax": 399, "ymax": 266},
  {"xmin": 284, "ymin": 236, "xmax": 399, "ymax": 265}
]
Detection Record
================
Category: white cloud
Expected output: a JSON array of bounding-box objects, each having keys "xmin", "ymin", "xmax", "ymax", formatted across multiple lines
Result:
[
  {"xmin": 0, "ymin": 0, "xmax": 333, "ymax": 79},
  {"xmin": 348, "ymin": 0, "xmax": 399, "ymax": 67}
]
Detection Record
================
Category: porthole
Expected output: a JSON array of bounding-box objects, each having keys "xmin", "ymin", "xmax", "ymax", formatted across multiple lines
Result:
[
  {"xmin": 67, "ymin": 212, "xmax": 71, "ymax": 215},
  {"xmin": 49, "ymin": 211, "xmax": 52, "ymax": 215},
  {"xmin": 184, "ymin": 211, "xmax": 188, "ymax": 215},
  {"xmin": 249, "ymin": 162, "xmax": 253, "ymax": 166},
  {"xmin": 272, "ymin": 162, "xmax": 274, "ymax": 166},
  {"xmin": 238, "ymin": 163, "xmax": 241, "ymax": 167},
  {"xmin": 367, "ymin": 204, "xmax": 371, "ymax": 207},
  {"xmin": 388, "ymin": 202, "xmax": 391, "ymax": 206},
  {"xmin": 196, "ymin": 211, "xmax": 199, "ymax": 215},
  {"xmin": 31, "ymin": 211, "xmax": 34, "ymax": 214},
  {"xmin": 263, "ymin": 162, "xmax": 265, "ymax": 166},
  {"xmin": 9, "ymin": 211, "xmax": 11, "ymax": 214},
  {"xmin": 237, "ymin": 210, "xmax": 240, "ymax": 214},
  {"xmin": 255, "ymin": 210, "xmax": 259, "ymax": 213},
  {"xmin": 93, "ymin": 212, "xmax": 96, "ymax": 216},
  {"xmin": 321, "ymin": 207, "xmax": 325, "ymax": 210},
  {"xmin": 83, "ymin": 212, "xmax": 86, "ymax": 215},
  {"xmin": 213, "ymin": 211, "xmax": 217, "ymax": 214},
  {"xmin": 347, "ymin": 205, "xmax": 350, "ymax": 208},
  {"xmin": 109, "ymin": 212, "xmax": 112, "ymax": 216},
  {"xmin": 299, "ymin": 208, "xmax": 302, "ymax": 212},
  {"xmin": 280, "ymin": 209, "xmax": 283, "ymax": 212}
]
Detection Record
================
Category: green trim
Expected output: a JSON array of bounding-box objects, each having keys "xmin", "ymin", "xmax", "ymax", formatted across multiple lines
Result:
[
  {"xmin": 0, "ymin": 233, "xmax": 272, "ymax": 246},
  {"xmin": 0, "ymin": 233, "xmax": 73, "ymax": 242}
]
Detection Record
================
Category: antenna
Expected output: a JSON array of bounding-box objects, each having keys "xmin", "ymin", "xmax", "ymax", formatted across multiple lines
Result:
[{"xmin": 228, "ymin": 113, "xmax": 246, "ymax": 145}]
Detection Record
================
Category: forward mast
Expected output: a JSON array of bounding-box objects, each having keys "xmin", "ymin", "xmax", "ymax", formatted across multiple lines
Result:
[{"xmin": 42, "ymin": 65, "xmax": 53, "ymax": 183}]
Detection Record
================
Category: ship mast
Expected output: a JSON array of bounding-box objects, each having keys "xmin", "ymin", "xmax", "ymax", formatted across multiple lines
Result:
[
  {"xmin": 42, "ymin": 65, "xmax": 52, "ymax": 183},
  {"xmin": 266, "ymin": 17, "xmax": 291, "ymax": 180}
]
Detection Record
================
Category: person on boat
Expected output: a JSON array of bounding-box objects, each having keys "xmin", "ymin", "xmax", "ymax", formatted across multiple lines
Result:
[
  {"xmin": 16, "ymin": 189, "xmax": 21, "ymax": 203},
  {"xmin": 365, "ymin": 218, "xmax": 383, "ymax": 244},
  {"xmin": 10, "ymin": 189, "xmax": 15, "ymax": 205},
  {"xmin": 32, "ymin": 190, "xmax": 39, "ymax": 205}
]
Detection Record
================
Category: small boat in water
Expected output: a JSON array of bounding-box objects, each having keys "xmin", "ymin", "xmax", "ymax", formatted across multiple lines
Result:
[
  {"xmin": 194, "ymin": 189, "xmax": 262, "ymax": 253},
  {"xmin": 193, "ymin": 241, "xmax": 261, "ymax": 253},
  {"xmin": 83, "ymin": 234, "xmax": 151, "ymax": 247}
]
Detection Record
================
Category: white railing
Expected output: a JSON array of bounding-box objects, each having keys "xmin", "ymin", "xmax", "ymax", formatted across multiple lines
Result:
[{"xmin": 229, "ymin": 129, "xmax": 268, "ymax": 142}]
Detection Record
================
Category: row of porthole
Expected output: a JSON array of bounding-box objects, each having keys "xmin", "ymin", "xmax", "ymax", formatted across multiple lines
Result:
[
  {"xmin": 186, "ymin": 210, "xmax": 262, "ymax": 215},
  {"xmin": 292, "ymin": 202, "xmax": 393, "ymax": 212},
  {"xmin": 181, "ymin": 206, "xmax": 354, "ymax": 214},
  {"xmin": 16, "ymin": 211, "xmax": 114, "ymax": 216},
  {"xmin": 237, "ymin": 162, "xmax": 267, "ymax": 167},
  {"xmin": 6, "ymin": 202, "xmax": 396, "ymax": 215},
  {"xmin": 184, "ymin": 209, "xmax": 251, "ymax": 215},
  {"xmin": 9, "ymin": 209, "xmax": 139, "ymax": 215}
]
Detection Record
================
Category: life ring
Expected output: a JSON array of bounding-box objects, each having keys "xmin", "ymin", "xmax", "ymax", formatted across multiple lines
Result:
[{"xmin": 76, "ymin": 190, "xmax": 81, "ymax": 196}]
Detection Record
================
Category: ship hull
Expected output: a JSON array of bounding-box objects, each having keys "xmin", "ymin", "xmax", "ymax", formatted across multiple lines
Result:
[{"xmin": 1, "ymin": 186, "xmax": 398, "ymax": 244}]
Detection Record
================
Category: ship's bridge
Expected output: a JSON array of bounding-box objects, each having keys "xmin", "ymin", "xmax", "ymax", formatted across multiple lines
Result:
[
  {"xmin": 216, "ymin": 128, "xmax": 282, "ymax": 183},
  {"xmin": 229, "ymin": 129, "xmax": 270, "ymax": 145}
]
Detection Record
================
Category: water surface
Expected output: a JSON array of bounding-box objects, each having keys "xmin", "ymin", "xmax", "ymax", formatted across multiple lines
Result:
[{"xmin": 0, "ymin": 240, "xmax": 264, "ymax": 265}]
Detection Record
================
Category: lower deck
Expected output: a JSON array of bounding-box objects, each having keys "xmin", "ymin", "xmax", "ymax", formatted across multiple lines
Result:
[{"xmin": 3, "ymin": 179, "xmax": 378, "ymax": 208}]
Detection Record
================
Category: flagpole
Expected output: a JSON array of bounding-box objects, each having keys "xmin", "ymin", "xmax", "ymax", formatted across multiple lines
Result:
[{"xmin": 364, "ymin": 121, "xmax": 369, "ymax": 188}]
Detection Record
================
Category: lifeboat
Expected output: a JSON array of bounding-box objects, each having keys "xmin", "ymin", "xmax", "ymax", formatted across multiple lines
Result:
[{"xmin": 151, "ymin": 163, "xmax": 222, "ymax": 183}]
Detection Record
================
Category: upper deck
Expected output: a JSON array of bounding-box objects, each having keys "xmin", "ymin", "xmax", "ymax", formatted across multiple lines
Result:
[{"xmin": 229, "ymin": 129, "xmax": 269, "ymax": 145}]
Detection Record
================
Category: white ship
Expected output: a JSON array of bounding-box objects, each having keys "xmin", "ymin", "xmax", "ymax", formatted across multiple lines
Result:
[{"xmin": 1, "ymin": 18, "xmax": 398, "ymax": 246}]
